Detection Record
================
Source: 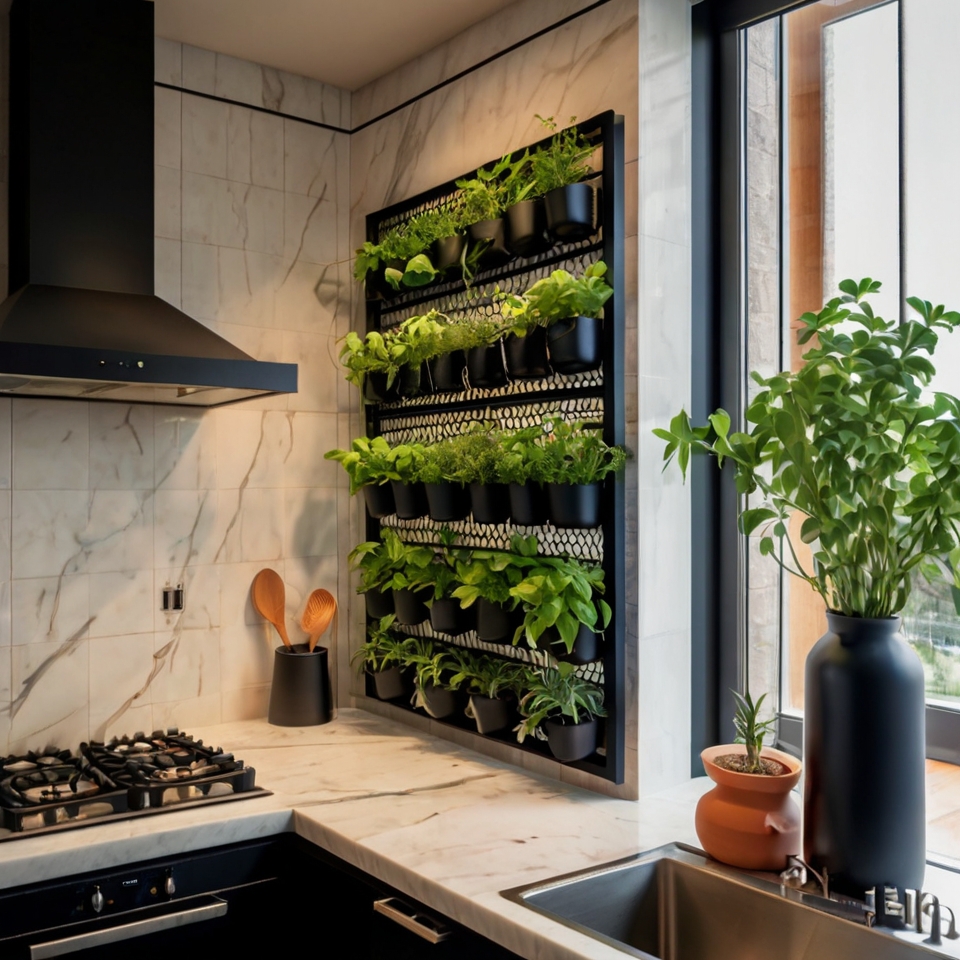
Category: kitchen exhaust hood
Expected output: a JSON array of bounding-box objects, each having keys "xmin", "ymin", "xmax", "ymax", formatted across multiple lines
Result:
[{"xmin": 1, "ymin": 0, "xmax": 298, "ymax": 407}]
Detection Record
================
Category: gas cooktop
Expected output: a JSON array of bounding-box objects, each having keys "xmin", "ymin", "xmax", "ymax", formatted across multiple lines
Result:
[{"xmin": 0, "ymin": 729, "xmax": 269, "ymax": 839}]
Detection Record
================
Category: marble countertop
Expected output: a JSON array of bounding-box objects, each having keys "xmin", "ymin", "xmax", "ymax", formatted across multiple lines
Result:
[{"xmin": 0, "ymin": 709, "xmax": 708, "ymax": 960}]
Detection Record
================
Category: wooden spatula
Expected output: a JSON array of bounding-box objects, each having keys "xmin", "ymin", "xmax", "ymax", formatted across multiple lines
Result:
[
  {"xmin": 301, "ymin": 589, "xmax": 337, "ymax": 652},
  {"xmin": 251, "ymin": 569, "xmax": 293, "ymax": 649}
]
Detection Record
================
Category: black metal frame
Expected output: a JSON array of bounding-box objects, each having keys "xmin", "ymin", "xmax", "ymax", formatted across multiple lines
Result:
[
  {"xmin": 359, "ymin": 111, "xmax": 626, "ymax": 784},
  {"xmin": 696, "ymin": 0, "xmax": 960, "ymax": 764}
]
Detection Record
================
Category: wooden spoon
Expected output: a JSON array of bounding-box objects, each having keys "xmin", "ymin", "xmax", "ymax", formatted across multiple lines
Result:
[
  {"xmin": 251, "ymin": 569, "xmax": 293, "ymax": 649},
  {"xmin": 301, "ymin": 589, "xmax": 337, "ymax": 652}
]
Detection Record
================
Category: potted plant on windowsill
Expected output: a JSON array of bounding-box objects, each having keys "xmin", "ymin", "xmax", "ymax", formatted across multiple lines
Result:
[
  {"xmin": 450, "ymin": 650, "xmax": 530, "ymax": 735},
  {"xmin": 696, "ymin": 692, "xmax": 802, "ymax": 871},
  {"xmin": 515, "ymin": 662, "xmax": 606, "ymax": 762},
  {"xmin": 351, "ymin": 615, "xmax": 411, "ymax": 701},
  {"xmin": 656, "ymin": 279, "xmax": 960, "ymax": 896}
]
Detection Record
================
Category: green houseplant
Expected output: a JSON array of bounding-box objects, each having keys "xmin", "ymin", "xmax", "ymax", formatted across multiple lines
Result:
[
  {"xmin": 351, "ymin": 615, "xmax": 411, "ymax": 701},
  {"xmin": 404, "ymin": 639, "xmax": 463, "ymax": 719},
  {"xmin": 456, "ymin": 155, "xmax": 512, "ymax": 267},
  {"xmin": 451, "ymin": 650, "xmax": 530, "ymax": 735},
  {"xmin": 657, "ymin": 279, "xmax": 960, "ymax": 894},
  {"xmin": 515, "ymin": 662, "xmax": 606, "ymax": 761},
  {"xmin": 347, "ymin": 528, "xmax": 434, "ymax": 622}
]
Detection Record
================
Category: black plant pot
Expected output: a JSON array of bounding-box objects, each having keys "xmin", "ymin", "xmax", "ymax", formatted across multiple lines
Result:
[
  {"xmin": 417, "ymin": 681, "xmax": 459, "ymax": 719},
  {"xmin": 425, "ymin": 482, "xmax": 471, "ymax": 522},
  {"xmin": 804, "ymin": 613, "xmax": 926, "ymax": 896},
  {"xmin": 429, "ymin": 597, "xmax": 476, "ymax": 637},
  {"xmin": 504, "ymin": 328, "xmax": 551, "ymax": 380},
  {"xmin": 543, "ymin": 182, "xmax": 596, "ymax": 242},
  {"xmin": 539, "ymin": 623, "xmax": 601, "ymax": 665},
  {"xmin": 389, "ymin": 480, "xmax": 429, "ymax": 520},
  {"xmin": 398, "ymin": 362, "xmax": 428, "ymax": 398},
  {"xmin": 364, "ymin": 587, "xmax": 394, "ymax": 620},
  {"xmin": 467, "ymin": 694, "xmax": 514, "ymax": 735},
  {"xmin": 432, "ymin": 234, "xmax": 466, "ymax": 272},
  {"xmin": 476, "ymin": 599, "xmax": 522, "ymax": 643},
  {"xmin": 544, "ymin": 717, "xmax": 599, "ymax": 762},
  {"xmin": 366, "ymin": 258, "xmax": 406, "ymax": 300},
  {"xmin": 505, "ymin": 199, "xmax": 549, "ymax": 257},
  {"xmin": 362, "ymin": 483, "xmax": 395, "ymax": 519},
  {"xmin": 509, "ymin": 482, "xmax": 549, "ymax": 526},
  {"xmin": 547, "ymin": 482, "xmax": 601, "ymax": 529},
  {"xmin": 363, "ymin": 371, "xmax": 400, "ymax": 404},
  {"xmin": 547, "ymin": 315, "xmax": 603, "ymax": 374},
  {"xmin": 467, "ymin": 218, "xmax": 511, "ymax": 267},
  {"xmin": 466, "ymin": 343, "xmax": 507, "ymax": 389},
  {"xmin": 392, "ymin": 588, "xmax": 430, "ymax": 626},
  {"xmin": 469, "ymin": 483, "xmax": 511, "ymax": 524},
  {"xmin": 370, "ymin": 666, "xmax": 408, "ymax": 701},
  {"xmin": 428, "ymin": 351, "xmax": 467, "ymax": 393}
]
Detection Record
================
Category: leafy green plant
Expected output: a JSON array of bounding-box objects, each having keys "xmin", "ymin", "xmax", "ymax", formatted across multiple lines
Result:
[
  {"xmin": 498, "ymin": 262, "xmax": 612, "ymax": 335},
  {"xmin": 445, "ymin": 426, "xmax": 504, "ymax": 485},
  {"xmin": 350, "ymin": 615, "xmax": 410, "ymax": 673},
  {"xmin": 415, "ymin": 439, "xmax": 461, "ymax": 486},
  {"xmin": 384, "ymin": 253, "xmax": 439, "ymax": 291},
  {"xmin": 499, "ymin": 149, "xmax": 538, "ymax": 208},
  {"xmin": 515, "ymin": 662, "xmax": 606, "ymax": 742},
  {"xmin": 337, "ymin": 330, "xmax": 404, "ymax": 392},
  {"xmin": 497, "ymin": 425, "xmax": 548, "ymax": 485},
  {"xmin": 353, "ymin": 224, "xmax": 427, "ymax": 283},
  {"xmin": 534, "ymin": 417, "xmax": 627, "ymax": 486},
  {"xmin": 435, "ymin": 317, "xmax": 505, "ymax": 354},
  {"xmin": 452, "ymin": 535, "xmax": 539, "ymax": 607},
  {"xmin": 348, "ymin": 528, "xmax": 434, "ymax": 596},
  {"xmin": 449, "ymin": 650, "xmax": 530, "ymax": 700},
  {"xmin": 325, "ymin": 436, "xmax": 395, "ymax": 496},
  {"xmin": 732, "ymin": 690, "xmax": 776, "ymax": 774},
  {"xmin": 656, "ymin": 279, "xmax": 960, "ymax": 619},
  {"xmin": 456, "ymin": 155, "xmax": 511, "ymax": 225},
  {"xmin": 529, "ymin": 115, "xmax": 598, "ymax": 195}
]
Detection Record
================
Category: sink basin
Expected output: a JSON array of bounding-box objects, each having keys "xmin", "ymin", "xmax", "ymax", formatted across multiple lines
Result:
[{"xmin": 502, "ymin": 843, "xmax": 957, "ymax": 959}]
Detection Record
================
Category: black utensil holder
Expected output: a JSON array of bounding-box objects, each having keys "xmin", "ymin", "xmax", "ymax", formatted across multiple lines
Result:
[{"xmin": 268, "ymin": 644, "xmax": 332, "ymax": 726}]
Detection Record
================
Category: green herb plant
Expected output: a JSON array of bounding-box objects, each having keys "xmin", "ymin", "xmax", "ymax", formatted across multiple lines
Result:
[
  {"xmin": 732, "ymin": 690, "xmax": 776, "ymax": 774},
  {"xmin": 515, "ymin": 662, "xmax": 606, "ymax": 742},
  {"xmin": 529, "ymin": 115, "xmax": 598, "ymax": 195},
  {"xmin": 351, "ymin": 615, "xmax": 409, "ymax": 673},
  {"xmin": 498, "ymin": 262, "xmax": 612, "ymax": 336},
  {"xmin": 325, "ymin": 436, "xmax": 395, "ymax": 496},
  {"xmin": 535, "ymin": 417, "xmax": 627, "ymax": 486},
  {"xmin": 449, "ymin": 650, "xmax": 530, "ymax": 701}
]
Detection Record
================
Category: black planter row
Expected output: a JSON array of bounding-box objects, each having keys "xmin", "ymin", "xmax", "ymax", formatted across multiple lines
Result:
[
  {"xmin": 363, "ymin": 479, "xmax": 601, "ymax": 529},
  {"xmin": 365, "ymin": 183, "xmax": 597, "ymax": 301}
]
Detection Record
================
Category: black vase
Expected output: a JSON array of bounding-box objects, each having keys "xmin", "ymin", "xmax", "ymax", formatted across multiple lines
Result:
[
  {"xmin": 469, "ymin": 483, "xmax": 511, "ymax": 524},
  {"xmin": 364, "ymin": 587, "xmax": 394, "ymax": 620},
  {"xmin": 547, "ymin": 482, "xmax": 601, "ymax": 529},
  {"xmin": 544, "ymin": 717, "xmax": 598, "ymax": 762},
  {"xmin": 389, "ymin": 480, "xmax": 429, "ymax": 520},
  {"xmin": 467, "ymin": 694, "xmax": 513, "ymax": 735},
  {"xmin": 543, "ymin": 183, "xmax": 596, "ymax": 241},
  {"xmin": 547, "ymin": 316, "xmax": 603, "ymax": 374},
  {"xmin": 371, "ymin": 666, "xmax": 408, "ymax": 701},
  {"xmin": 504, "ymin": 328, "xmax": 551, "ymax": 380},
  {"xmin": 392, "ymin": 588, "xmax": 429, "ymax": 626},
  {"xmin": 467, "ymin": 218, "xmax": 511, "ymax": 266},
  {"xmin": 428, "ymin": 351, "xmax": 466, "ymax": 393},
  {"xmin": 476, "ymin": 599, "xmax": 521, "ymax": 643},
  {"xmin": 466, "ymin": 343, "xmax": 507, "ymax": 389},
  {"xmin": 362, "ymin": 483, "xmax": 395, "ymax": 519},
  {"xmin": 539, "ymin": 623, "xmax": 601, "ymax": 665},
  {"xmin": 505, "ymin": 199, "xmax": 549, "ymax": 257},
  {"xmin": 432, "ymin": 234, "xmax": 466, "ymax": 271},
  {"xmin": 363, "ymin": 371, "xmax": 400, "ymax": 404},
  {"xmin": 509, "ymin": 482, "xmax": 549, "ymax": 526},
  {"xmin": 804, "ymin": 613, "xmax": 926, "ymax": 896},
  {"xmin": 417, "ymin": 681, "xmax": 459, "ymax": 719},
  {"xmin": 425, "ymin": 482, "xmax": 471, "ymax": 522},
  {"xmin": 429, "ymin": 597, "xmax": 476, "ymax": 637}
]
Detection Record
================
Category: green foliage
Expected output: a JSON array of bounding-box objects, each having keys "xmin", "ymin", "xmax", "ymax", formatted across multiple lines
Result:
[
  {"xmin": 529, "ymin": 115, "xmax": 598, "ymax": 195},
  {"xmin": 533, "ymin": 416, "xmax": 627, "ymax": 486},
  {"xmin": 448, "ymin": 649, "xmax": 530, "ymax": 700},
  {"xmin": 456, "ymin": 154, "xmax": 511, "ymax": 225},
  {"xmin": 452, "ymin": 535, "xmax": 539, "ymax": 607},
  {"xmin": 499, "ymin": 149, "xmax": 539, "ymax": 208},
  {"xmin": 732, "ymin": 690, "xmax": 776, "ymax": 773},
  {"xmin": 498, "ymin": 262, "xmax": 612, "ymax": 335},
  {"xmin": 347, "ymin": 528, "xmax": 434, "ymax": 595},
  {"xmin": 656, "ymin": 279, "xmax": 960, "ymax": 618},
  {"xmin": 350, "ymin": 615, "xmax": 409, "ymax": 673},
  {"xmin": 515, "ymin": 662, "xmax": 606, "ymax": 741},
  {"xmin": 323, "ymin": 436, "xmax": 394, "ymax": 497}
]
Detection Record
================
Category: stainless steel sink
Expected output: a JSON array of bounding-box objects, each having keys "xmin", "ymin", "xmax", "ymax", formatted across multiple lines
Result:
[{"xmin": 502, "ymin": 843, "xmax": 960, "ymax": 959}]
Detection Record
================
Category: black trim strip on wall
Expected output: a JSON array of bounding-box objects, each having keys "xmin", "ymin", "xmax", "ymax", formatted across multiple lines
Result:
[{"xmin": 154, "ymin": 0, "xmax": 619, "ymax": 137}]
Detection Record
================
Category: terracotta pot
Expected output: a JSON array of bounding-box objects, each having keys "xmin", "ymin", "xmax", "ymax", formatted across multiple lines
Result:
[{"xmin": 695, "ymin": 745, "xmax": 802, "ymax": 872}]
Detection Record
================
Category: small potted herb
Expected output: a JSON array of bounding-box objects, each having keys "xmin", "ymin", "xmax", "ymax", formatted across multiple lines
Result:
[
  {"xmin": 383, "ymin": 442, "xmax": 429, "ymax": 520},
  {"xmin": 452, "ymin": 651, "xmax": 529, "ymax": 735},
  {"xmin": 324, "ymin": 436, "xmax": 396, "ymax": 519},
  {"xmin": 500, "ymin": 149, "xmax": 548, "ymax": 258},
  {"xmin": 499, "ymin": 425, "xmax": 550, "ymax": 525},
  {"xmin": 351, "ymin": 615, "xmax": 411, "ymax": 701},
  {"xmin": 422, "ymin": 532, "xmax": 476, "ymax": 637},
  {"xmin": 438, "ymin": 317, "xmax": 507, "ymax": 389},
  {"xmin": 529, "ymin": 115, "xmax": 598, "ymax": 241},
  {"xmin": 372, "ymin": 529, "xmax": 434, "ymax": 626},
  {"xmin": 515, "ymin": 663, "xmax": 606, "ymax": 762},
  {"xmin": 354, "ymin": 224, "xmax": 432, "ymax": 300},
  {"xmin": 418, "ymin": 440, "xmax": 471, "ymax": 523},
  {"xmin": 346, "ymin": 527, "xmax": 414, "ymax": 619},
  {"xmin": 451, "ymin": 427, "xmax": 510, "ymax": 524},
  {"xmin": 456, "ymin": 157, "xmax": 511, "ymax": 267},
  {"xmin": 406, "ymin": 639, "xmax": 463, "ymax": 719},
  {"xmin": 338, "ymin": 330, "xmax": 402, "ymax": 404},
  {"xmin": 418, "ymin": 202, "xmax": 467, "ymax": 273}
]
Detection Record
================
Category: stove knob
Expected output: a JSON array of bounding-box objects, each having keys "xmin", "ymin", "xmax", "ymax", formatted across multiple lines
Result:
[
  {"xmin": 91, "ymin": 886, "xmax": 104, "ymax": 914},
  {"xmin": 164, "ymin": 872, "xmax": 176, "ymax": 896}
]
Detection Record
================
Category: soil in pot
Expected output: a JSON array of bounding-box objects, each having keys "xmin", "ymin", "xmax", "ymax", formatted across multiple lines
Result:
[
  {"xmin": 429, "ymin": 597, "xmax": 476, "ymax": 636},
  {"xmin": 432, "ymin": 234, "xmax": 466, "ymax": 272},
  {"xmin": 695, "ymin": 745, "xmax": 802, "ymax": 871},
  {"xmin": 504, "ymin": 328, "xmax": 551, "ymax": 380},
  {"xmin": 476, "ymin": 599, "xmax": 522, "ymax": 643},
  {"xmin": 467, "ymin": 219, "xmax": 511, "ymax": 267},
  {"xmin": 509, "ymin": 482, "xmax": 549, "ymax": 526},
  {"xmin": 370, "ymin": 666, "xmax": 408, "ymax": 701},
  {"xmin": 363, "ymin": 371, "xmax": 400, "ymax": 404},
  {"xmin": 505, "ymin": 199, "xmax": 549, "ymax": 257},
  {"xmin": 543, "ymin": 182, "xmax": 596, "ymax": 241},
  {"xmin": 362, "ymin": 483, "xmax": 395, "ymax": 519},
  {"xmin": 466, "ymin": 694, "xmax": 514, "ymax": 735},
  {"xmin": 364, "ymin": 586, "xmax": 394, "ymax": 619},
  {"xmin": 469, "ymin": 483, "xmax": 511, "ymax": 524},
  {"xmin": 392, "ymin": 588, "xmax": 430, "ymax": 626},
  {"xmin": 389, "ymin": 480, "xmax": 429, "ymax": 520},
  {"xmin": 466, "ymin": 343, "xmax": 507, "ymax": 389},
  {"xmin": 539, "ymin": 623, "xmax": 601, "ymax": 665},
  {"xmin": 547, "ymin": 315, "xmax": 603, "ymax": 374},
  {"xmin": 543, "ymin": 717, "xmax": 599, "ymax": 762},
  {"xmin": 428, "ymin": 351, "xmax": 467, "ymax": 393},
  {"xmin": 416, "ymin": 681, "xmax": 459, "ymax": 719},
  {"xmin": 425, "ymin": 482, "xmax": 471, "ymax": 522},
  {"xmin": 713, "ymin": 754, "xmax": 789, "ymax": 776},
  {"xmin": 547, "ymin": 482, "xmax": 601, "ymax": 529}
]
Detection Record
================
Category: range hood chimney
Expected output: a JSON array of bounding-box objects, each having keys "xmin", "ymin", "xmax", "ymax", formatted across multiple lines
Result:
[{"xmin": 0, "ymin": 0, "xmax": 298, "ymax": 406}]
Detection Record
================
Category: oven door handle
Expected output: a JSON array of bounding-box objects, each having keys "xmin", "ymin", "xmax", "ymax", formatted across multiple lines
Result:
[{"xmin": 29, "ymin": 897, "xmax": 228, "ymax": 959}]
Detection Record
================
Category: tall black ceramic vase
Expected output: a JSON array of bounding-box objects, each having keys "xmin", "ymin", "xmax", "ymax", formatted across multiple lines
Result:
[{"xmin": 803, "ymin": 612, "xmax": 926, "ymax": 897}]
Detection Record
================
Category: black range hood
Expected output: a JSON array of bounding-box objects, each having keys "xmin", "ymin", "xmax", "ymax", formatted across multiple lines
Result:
[{"xmin": 2, "ymin": 0, "xmax": 298, "ymax": 406}]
